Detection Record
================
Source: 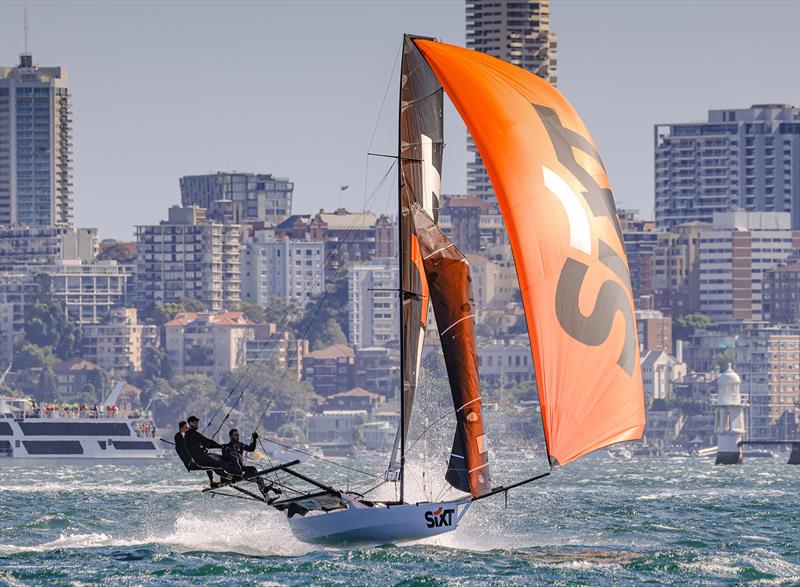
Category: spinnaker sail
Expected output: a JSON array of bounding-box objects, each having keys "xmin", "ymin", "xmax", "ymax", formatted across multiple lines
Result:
[{"xmin": 412, "ymin": 39, "xmax": 645, "ymax": 467}]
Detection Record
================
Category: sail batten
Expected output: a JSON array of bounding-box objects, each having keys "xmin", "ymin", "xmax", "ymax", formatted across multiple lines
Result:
[{"xmin": 413, "ymin": 38, "xmax": 645, "ymax": 467}]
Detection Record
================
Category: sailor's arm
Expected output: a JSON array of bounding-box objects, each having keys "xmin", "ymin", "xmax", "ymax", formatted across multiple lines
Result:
[{"xmin": 199, "ymin": 433, "xmax": 222, "ymax": 450}]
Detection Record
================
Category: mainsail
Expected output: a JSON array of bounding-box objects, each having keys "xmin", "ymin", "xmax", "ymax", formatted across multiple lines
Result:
[
  {"xmin": 398, "ymin": 35, "xmax": 491, "ymax": 498},
  {"xmin": 412, "ymin": 39, "xmax": 646, "ymax": 467}
]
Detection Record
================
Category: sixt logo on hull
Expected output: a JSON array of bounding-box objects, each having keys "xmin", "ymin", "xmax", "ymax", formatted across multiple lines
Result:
[{"xmin": 424, "ymin": 506, "xmax": 455, "ymax": 528}]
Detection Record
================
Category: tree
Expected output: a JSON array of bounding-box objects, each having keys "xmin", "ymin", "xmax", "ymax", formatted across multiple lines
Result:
[
  {"xmin": 36, "ymin": 366, "xmax": 60, "ymax": 403},
  {"xmin": 13, "ymin": 343, "xmax": 57, "ymax": 370},
  {"xmin": 263, "ymin": 297, "xmax": 301, "ymax": 331},
  {"xmin": 673, "ymin": 313, "xmax": 711, "ymax": 343},
  {"xmin": 308, "ymin": 318, "xmax": 347, "ymax": 351},
  {"xmin": 239, "ymin": 302, "xmax": 266, "ymax": 324},
  {"xmin": 23, "ymin": 301, "xmax": 81, "ymax": 359},
  {"xmin": 293, "ymin": 270, "xmax": 350, "ymax": 340},
  {"xmin": 714, "ymin": 347, "xmax": 736, "ymax": 371},
  {"xmin": 86, "ymin": 368, "xmax": 111, "ymax": 400},
  {"xmin": 138, "ymin": 345, "xmax": 171, "ymax": 386},
  {"xmin": 475, "ymin": 313, "xmax": 504, "ymax": 339},
  {"xmin": 140, "ymin": 298, "xmax": 206, "ymax": 326}
]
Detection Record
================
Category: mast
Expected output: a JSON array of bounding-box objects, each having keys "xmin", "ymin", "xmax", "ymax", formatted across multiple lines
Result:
[{"xmin": 397, "ymin": 49, "xmax": 406, "ymax": 504}]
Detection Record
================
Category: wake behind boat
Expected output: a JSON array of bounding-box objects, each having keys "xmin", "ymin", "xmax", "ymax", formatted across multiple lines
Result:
[{"xmin": 190, "ymin": 33, "xmax": 646, "ymax": 546}]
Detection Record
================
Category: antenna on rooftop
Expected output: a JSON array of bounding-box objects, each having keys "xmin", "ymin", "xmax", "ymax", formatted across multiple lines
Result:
[{"xmin": 24, "ymin": 4, "xmax": 29, "ymax": 54}]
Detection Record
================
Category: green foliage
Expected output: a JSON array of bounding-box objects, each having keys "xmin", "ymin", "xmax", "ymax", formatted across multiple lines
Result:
[
  {"xmin": 80, "ymin": 383, "xmax": 98, "ymax": 404},
  {"xmin": 292, "ymin": 270, "xmax": 350, "ymax": 340},
  {"xmin": 138, "ymin": 346, "xmax": 171, "ymax": 386},
  {"xmin": 13, "ymin": 343, "xmax": 57, "ymax": 370},
  {"xmin": 139, "ymin": 298, "xmax": 206, "ymax": 326},
  {"xmin": 239, "ymin": 302, "xmax": 267, "ymax": 324},
  {"xmin": 714, "ymin": 347, "xmax": 736, "ymax": 371},
  {"xmin": 673, "ymin": 313, "xmax": 712, "ymax": 342},
  {"xmin": 23, "ymin": 301, "xmax": 81, "ymax": 360},
  {"xmin": 475, "ymin": 313, "xmax": 504, "ymax": 339},
  {"xmin": 36, "ymin": 366, "xmax": 60, "ymax": 403},
  {"xmin": 498, "ymin": 378, "xmax": 537, "ymax": 406},
  {"xmin": 97, "ymin": 240, "xmax": 136, "ymax": 263},
  {"xmin": 263, "ymin": 297, "xmax": 301, "ymax": 329},
  {"xmin": 86, "ymin": 368, "xmax": 111, "ymax": 399},
  {"xmin": 308, "ymin": 318, "xmax": 347, "ymax": 351}
]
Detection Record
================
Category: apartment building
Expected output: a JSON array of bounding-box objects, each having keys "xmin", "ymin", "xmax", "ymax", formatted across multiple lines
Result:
[
  {"xmin": 135, "ymin": 205, "xmax": 241, "ymax": 311},
  {"xmin": 655, "ymin": 104, "xmax": 800, "ymax": 230}
]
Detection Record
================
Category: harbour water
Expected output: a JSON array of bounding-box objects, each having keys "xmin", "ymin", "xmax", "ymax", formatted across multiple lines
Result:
[{"xmin": 1, "ymin": 454, "xmax": 798, "ymax": 585}]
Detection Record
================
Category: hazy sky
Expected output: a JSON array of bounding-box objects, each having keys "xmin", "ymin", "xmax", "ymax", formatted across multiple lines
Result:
[{"xmin": 1, "ymin": 0, "xmax": 798, "ymax": 240}]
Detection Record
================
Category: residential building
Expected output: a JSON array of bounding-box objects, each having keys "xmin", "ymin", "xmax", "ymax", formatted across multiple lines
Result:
[
  {"xmin": 348, "ymin": 260, "xmax": 398, "ymax": 349},
  {"xmin": 38, "ymin": 260, "xmax": 131, "ymax": 325},
  {"xmin": 0, "ymin": 272, "xmax": 37, "ymax": 337},
  {"xmin": 0, "ymin": 302, "xmax": 14, "ymax": 365},
  {"xmin": 439, "ymin": 195, "xmax": 505, "ymax": 253},
  {"xmin": 306, "ymin": 410, "xmax": 367, "ymax": 445},
  {"xmin": 52, "ymin": 359, "xmax": 102, "ymax": 398},
  {"xmin": 81, "ymin": 308, "xmax": 157, "ymax": 373},
  {"xmin": 640, "ymin": 349, "xmax": 687, "ymax": 404},
  {"xmin": 619, "ymin": 210, "xmax": 658, "ymax": 299},
  {"xmin": 241, "ymin": 230, "xmax": 324, "ymax": 309},
  {"xmin": 245, "ymin": 323, "xmax": 309, "ymax": 381},
  {"xmin": 302, "ymin": 343, "xmax": 355, "ymax": 397},
  {"xmin": 477, "ymin": 337, "xmax": 535, "ymax": 386},
  {"xmin": 135, "ymin": 205, "xmax": 241, "ymax": 311},
  {"xmin": 763, "ymin": 261, "xmax": 800, "ymax": 324},
  {"xmin": 309, "ymin": 209, "xmax": 394, "ymax": 280},
  {"xmin": 0, "ymin": 226, "xmax": 97, "ymax": 269},
  {"xmin": 736, "ymin": 325, "xmax": 800, "ymax": 440},
  {"xmin": 0, "ymin": 52, "xmax": 73, "ymax": 226},
  {"xmin": 164, "ymin": 311, "xmax": 253, "ymax": 382},
  {"xmin": 698, "ymin": 211, "xmax": 799, "ymax": 321},
  {"xmin": 179, "ymin": 172, "xmax": 294, "ymax": 225},
  {"xmin": 652, "ymin": 222, "xmax": 709, "ymax": 315},
  {"xmin": 325, "ymin": 387, "xmax": 384, "ymax": 413},
  {"xmin": 354, "ymin": 346, "xmax": 399, "ymax": 398},
  {"xmin": 466, "ymin": 253, "xmax": 517, "ymax": 316},
  {"xmin": 655, "ymin": 104, "xmax": 800, "ymax": 231},
  {"xmin": 466, "ymin": 0, "xmax": 557, "ymax": 202},
  {"xmin": 636, "ymin": 309, "xmax": 673, "ymax": 354}
]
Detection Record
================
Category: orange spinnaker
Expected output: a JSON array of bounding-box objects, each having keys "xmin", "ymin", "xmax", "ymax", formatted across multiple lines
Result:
[{"xmin": 415, "ymin": 39, "xmax": 645, "ymax": 466}]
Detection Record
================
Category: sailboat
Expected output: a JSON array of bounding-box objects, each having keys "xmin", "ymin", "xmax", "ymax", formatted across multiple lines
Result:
[{"xmin": 204, "ymin": 34, "xmax": 646, "ymax": 545}]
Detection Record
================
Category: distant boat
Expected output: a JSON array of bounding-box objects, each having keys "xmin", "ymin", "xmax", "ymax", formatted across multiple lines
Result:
[
  {"xmin": 204, "ymin": 34, "xmax": 646, "ymax": 546},
  {"xmin": 0, "ymin": 396, "xmax": 164, "ymax": 459}
]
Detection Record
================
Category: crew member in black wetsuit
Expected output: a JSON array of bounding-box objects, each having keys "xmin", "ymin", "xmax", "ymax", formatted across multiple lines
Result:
[
  {"xmin": 174, "ymin": 420, "xmax": 215, "ymax": 487},
  {"xmin": 185, "ymin": 416, "xmax": 230, "ymax": 484},
  {"xmin": 222, "ymin": 428, "xmax": 281, "ymax": 501}
]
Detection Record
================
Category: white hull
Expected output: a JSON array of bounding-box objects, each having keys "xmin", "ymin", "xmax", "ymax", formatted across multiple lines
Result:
[
  {"xmin": 288, "ymin": 495, "xmax": 471, "ymax": 545},
  {"xmin": 0, "ymin": 416, "xmax": 166, "ymax": 459}
]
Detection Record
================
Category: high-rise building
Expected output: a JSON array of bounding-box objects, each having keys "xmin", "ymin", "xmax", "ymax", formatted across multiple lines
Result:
[
  {"xmin": 619, "ymin": 210, "xmax": 659, "ymax": 300},
  {"xmin": 0, "ymin": 225, "xmax": 96, "ymax": 269},
  {"xmin": 135, "ymin": 205, "xmax": 241, "ymax": 311},
  {"xmin": 737, "ymin": 325, "xmax": 800, "ymax": 440},
  {"xmin": 179, "ymin": 172, "xmax": 293, "ymax": 225},
  {"xmin": 698, "ymin": 211, "xmax": 799, "ymax": 322},
  {"xmin": 655, "ymin": 105, "xmax": 800, "ymax": 231},
  {"xmin": 466, "ymin": 0, "xmax": 558, "ymax": 202},
  {"xmin": 763, "ymin": 260, "xmax": 800, "ymax": 325},
  {"xmin": 81, "ymin": 308, "xmax": 158, "ymax": 372},
  {"xmin": 37, "ymin": 260, "xmax": 132, "ymax": 325},
  {"xmin": 348, "ymin": 260, "xmax": 398, "ymax": 349},
  {"xmin": 0, "ymin": 53, "xmax": 73, "ymax": 226},
  {"xmin": 652, "ymin": 221, "xmax": 710, "ymax": 315},
  {"xmin": 241, "ymin": 230, "xmax": 324, "ymax": 309}
]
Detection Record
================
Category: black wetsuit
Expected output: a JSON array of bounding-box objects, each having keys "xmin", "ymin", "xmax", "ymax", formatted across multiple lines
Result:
[
  {"xmin": 185, "ymin": 428, "xmax": 228, "ymax": 473},
  {"xmin": 174, "ymin": 432, "xmax": 193, "ymax": 471},
  {"xmin": 222, "ymin": 438, "xmax": 257, "ymax": 478}
]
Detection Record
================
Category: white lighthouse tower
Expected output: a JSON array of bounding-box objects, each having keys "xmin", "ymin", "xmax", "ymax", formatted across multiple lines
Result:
[{"xmin": 713, "ymin": 364, "xmax": 748, "ymax": 465}]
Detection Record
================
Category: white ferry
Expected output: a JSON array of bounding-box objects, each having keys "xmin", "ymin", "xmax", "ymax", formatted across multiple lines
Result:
[{"xmin": 0, "ymin": 396, "xmax": 165, "ymax": 459}]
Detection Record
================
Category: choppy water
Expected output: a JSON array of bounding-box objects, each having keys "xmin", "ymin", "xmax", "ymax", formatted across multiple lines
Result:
[{"xmin": 1, "ymin": 454, "xmax": 798, "ymax": 585}]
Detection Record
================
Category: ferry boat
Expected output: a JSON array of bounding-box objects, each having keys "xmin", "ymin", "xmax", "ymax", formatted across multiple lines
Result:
[{"xmin": 0, "ymin": 396, "xmax": 165, "ymax": 459}]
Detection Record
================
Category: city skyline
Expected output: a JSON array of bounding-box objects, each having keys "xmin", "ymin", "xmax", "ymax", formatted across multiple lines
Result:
[{"xmin": 0, "ymin": 0, "xmax": 798, "ymax": 241}]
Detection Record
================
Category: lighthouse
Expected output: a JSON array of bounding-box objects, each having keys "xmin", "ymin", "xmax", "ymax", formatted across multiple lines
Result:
[{"xmin": 714, "ymin": 364, "xmax": 748, "ymax": 465}]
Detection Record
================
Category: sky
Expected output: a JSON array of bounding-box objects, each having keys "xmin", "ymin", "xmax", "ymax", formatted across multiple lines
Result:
[{"xmin": 1, "ymin": 0, "xmax": 798, "ymax": 240}]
